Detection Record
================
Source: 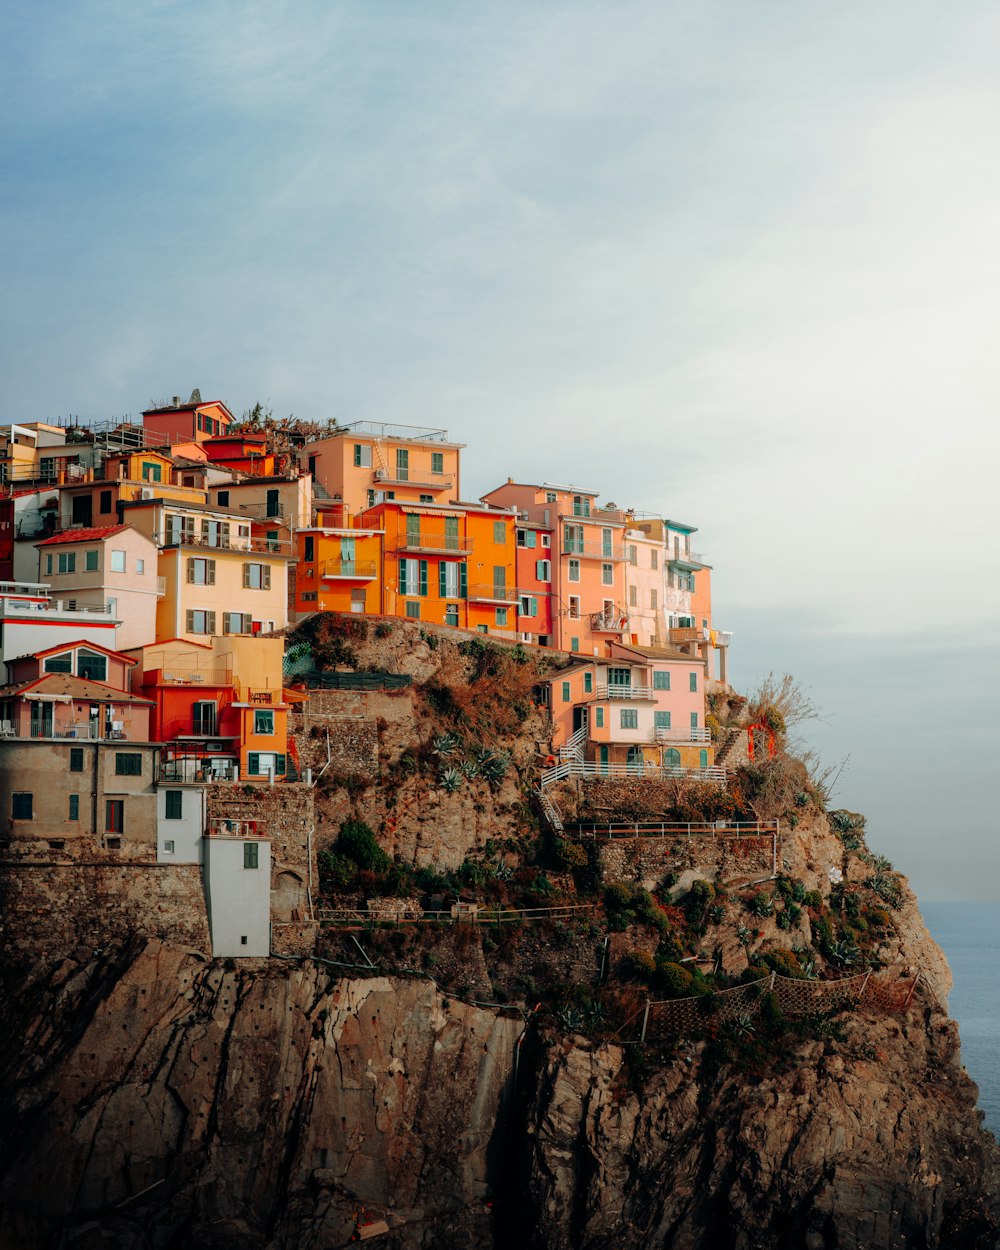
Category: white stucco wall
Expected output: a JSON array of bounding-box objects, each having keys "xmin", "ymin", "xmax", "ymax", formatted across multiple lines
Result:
[
  {"xmin": 203, "ymin": 835, "xmax": 271, "ymax": 957},
  {"xmin": 156, "ymin": 784, "xmax": 205, "ymax": 863}
]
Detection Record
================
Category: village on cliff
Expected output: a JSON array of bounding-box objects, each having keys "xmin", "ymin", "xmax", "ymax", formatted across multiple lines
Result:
[{"xmin": 0, "ymin": 393, "xmax": 751, "ymax": 959}]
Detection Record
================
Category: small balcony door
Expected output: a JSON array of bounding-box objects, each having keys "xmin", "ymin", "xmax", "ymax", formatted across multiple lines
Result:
[
  {"xmin": 607, "ymin": 666, "xmax": 631, "ymax": 693},
  {"xmin": 340, "ymin": 536, "xmax": 356, "ymax": 575},
  {"xmin": 572, "ymin": 706, "xmax": 588, "ymax": 734},
  {"xmin": 30, "ymin": 701, "xmax": 53, "ymax": 738}
]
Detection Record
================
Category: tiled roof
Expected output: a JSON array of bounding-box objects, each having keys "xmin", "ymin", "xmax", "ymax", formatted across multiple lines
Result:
[
  {"xmin": 36, "ymin": 525, "xmax": 130, "ymax": 546},
  {"xmin": 0, "ymin": 672, "xmax": 154, "ymax": 704}
]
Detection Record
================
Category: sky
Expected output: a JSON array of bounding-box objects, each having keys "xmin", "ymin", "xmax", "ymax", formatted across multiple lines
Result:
[{"xmin": 1, "ymin": 2, "xmax": 998, "ymax": 898}]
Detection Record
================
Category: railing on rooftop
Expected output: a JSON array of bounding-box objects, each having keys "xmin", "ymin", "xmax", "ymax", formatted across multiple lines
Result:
[
  {"xmin": 158, "ymin": 669, "xmax": 233, "ymax": 686},
  {"xmin": 158, "ymin": 756, "xmax": 239, "ymax": 783},
  {"xmin": 0, "ymin": 596, "xmax": 116, "ymax": 617},
  {"xmin": 340, "ymin": 421, "xmax": 452, "ymax": 443}
]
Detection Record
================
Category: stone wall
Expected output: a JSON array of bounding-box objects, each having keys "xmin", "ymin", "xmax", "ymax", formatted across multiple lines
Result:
[
  {"xmin": 0, "ymin": 863, "xmax": 210, "ymax": 961},
  {"xmin": 597, "ymin": 833, "xmax": 775, "ymax": 889}
]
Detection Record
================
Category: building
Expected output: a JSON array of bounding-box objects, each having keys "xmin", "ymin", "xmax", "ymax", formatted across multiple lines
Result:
[
  {"xmin": 622, "ymin": 523, "xmax": 667, "ymax": 648},
  {"xmin": 203, "ymin": 819, "xmax": 272, "ymax": 956},
  {"xmin": 293, "ymin": 511, "xmax": 384, "ymax": 618},
  {"xmin": 481, "ymin": 480, "xmax": 628, "ymax": 655},
  {"xmin": 141, "ymin": 395, "xmax": 236, "ymax": 446},
  {"xmin": 513, "ymin": 517, "xmax": 555, "ymax": 647},
  {"xmin": 57, "ymin": 449, "xmax": 209, "ymax": 530},
  {"xmin": 302, "ymin": 422, "xmax": 464, "ymax": 516},
  {"xmin": 355, "ymin": 498, "xmax": 517, "ymax": 635},
  {"xmin": 0, "ymin": 581, "xmax": 120, "ymax": 665},
  {"xmin": 35, "ymin": 525, "xmax": 161, "ymax": 650},
  {"xmin": 119, "ymin": 499, "xmax": 291, "ymax": 643}
]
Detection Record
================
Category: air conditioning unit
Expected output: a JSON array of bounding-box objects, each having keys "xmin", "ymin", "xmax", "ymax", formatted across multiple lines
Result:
[
  {"xmin": 374, "ymin": 468, "xmax": 388, "ymax": 481},
  {"xmin": 141, "ymin": 487, "xmax": 154, "ymax": 499}
]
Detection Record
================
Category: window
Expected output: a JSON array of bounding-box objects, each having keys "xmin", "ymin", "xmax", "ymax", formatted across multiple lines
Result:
[
  {"xmin": 495, "ymin": 607, "xmax": 508, "ymax": 626},
  {"xmin": 301, "ymin": 591, "xmax": 317, "ymax": 602},
  {"xmin": 651, "ymin": 549, "xmax": 658, "ymax": 570},
  {"xmin": 519, "ymin": 595, "xmax": 537, "ymax": 616},
  {"xmin": 584, "ymin": 672, "xmax": 593, "ymax": 693},
  {"xmin": 109, "ymin": 550, "xmax": 126, "ymax": 572},
  {"xmin": 141, "ymin": 461, "xmax": 162, "ymax": 483},
  {"xmin": 535, "ymin": 559, "xmax": 551, "ymax": 582},
  {"xmin": 192, "ymin": 701, "xmax": 217, "ymax": 734},
  {"xmin": 84, "ymin": 549, "xmax": 99, "ymax": 571},
  {"xmin": 653, "ymin": 671, "xmax": 671, "ymax": 690},
  {"xmin": 70, "ymin": 747, "xmax": 84, "ymax": 771},
  {"xmin": 664, "ymin": 747, "xmax": 681, "ymax": 768},
  {"xmin": 254, "ymin": 709, "xmax": 275, "ymax": 735},
  {"xmin": 105, "ymin": 799, "xmax": 124, "ymax": 833},
  {"xmin": 563, "ymin": 524, "xmax": 584, "ymax": 554},
  {"xmin": 445, "ymin": 604, "xmax": 459, "ymax": 626},
  {"xmin": 217, "ymin": 490, "xmax": 230, "ymax": 507},
  {"xmin": 689, "ymin": 672, "xmax": 698, "ymax": 692},
  {"xmin": 99, "ymin": 489, "xmax": 112, "ymax": 513},
  {"xmin": 568, "ymin": 595, "xmax": 580, "ymax": 618},
  {"xmin": 399, "ymin": 558, "xmax": 428, "ymax": 596},
  {"xmin": 303, "ymin": 536, "xmax": 315, "ymax": 562},
  {"xmin": 568, "ymin": 559, "xmax": 580, "ymax": 582},
  {"xmin": 163, "ymin": 840, "xmax": 175, "ymax": 854},
  {"xmin": 517, "ymin": 528, "xmax": 537, "ymax": 549},
  {"xmin": 561, "ymin": 681, "xmax": 571, "ymax": 702},
  {"xmin": 244, "ymin": 842, "xmax": 259, "ymax": 870},
  {"xmin": 629, "ymin": 585, "xmax": 637, "ymax": 607},
  {"xmin": 620, "ymin": 709, "xmax": 638, "ymax": 729},
  {"xmin": 691, "ymin": 712, "xmax": 699, "ymax": 729},
  {"xmin": 165, "ymin": 791, "xmax": 183, "ymax": 819},
  {"xmin": 115, "ymin": 753, "xmax": 142, "ymax": 775},
  {"xmin": 77, "ymin": 650, "xmax": 107, "ymax": 681},
  {"xmin": 650, "ymin": 589, "xmax": 658, "ymax": 610},
  {"xmin": 186, "ymin": 609, "xmax": 217, "ymax": 634},
  {"xmin": 243, "ymin": 563, "xmax": 271, "ymax": 590},
  {"xmin": 627, "ymin": 544, "xmax": 638, "ymax": 565},
  {"xmin": 570, "ymin": 637, "xmax": 579, "ymax": 653},
  {"xmin": 187, "ymin": 557, "xmax": 216, "ymax": 585},
  {"xmin": 601, "ymin": 563, "xmax": 613, "ymax": 585},
  {"xmin": 431, "ymin": 452, "xmax": 444, "ymax": 474},
  {"xmin": 545, "ymin": 491, "xmax": 557, "ymax": 503},
  {"xmin": 444, "ymin": 516, "xmax": 459, "ymax": 547},
  {"xmin": 45, "ymin": 554, "xmax": 53, "ymax": 575},
  {"xmin": 353, "ymin": 444, "xmax": 372, "ymax": 468},
  {"xmin": 58, "ymin": 552, "xmax": 76, "ymax": 574},
  {"xmin": 594, "ymin": 706, "xmax": 604, "ymax": 728},
  {"xmin": 493, "ymin": 521, "xmax": 506, "ymax": 544},
  {"xmin": 405, "ymin": 601, "xmax": 421, "ymax": 619},
  {"xmin": 69, "ymin": 794, "xmax": 80, "ymax": 820},
  {"xmin": 223, "ymin": 612, "xmax": 252, "ymax": 635},
  {"xmin": 572, "ymin": 494, "xmax": 590, "ymax": 517},
  {"xmin": 541, "ymin": 534, "xmax": 551, "ymax": 547},
  {"xmin": 136, "ymin": 559, "xmax": 144, "ymax": 574},
  {"xmin": 12, "ymin": 792, "xmax": 32, "ymax": 820},
  {"xmin": 655, "ymin": 711, "xmax": 671, "ymax": 730},
  {"xmin": 420, "ymin": 494, "xmax": 433, "ymax": 503},
  {"xmin": 266, "ymin": 489, "xmax": 280, "ymax": 518},
  {"xmin": 439, "ymin": 561, "xmax": 460, "ymax": 598},
  {"xmin": 395, "ymin": 448, "xmax": 409, "ymax": 480},
  {"xmin": 43, "ymin": 654, "xmax": 73, "ymax": 673}
]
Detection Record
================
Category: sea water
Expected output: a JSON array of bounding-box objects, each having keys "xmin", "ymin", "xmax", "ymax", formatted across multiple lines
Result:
[{"xmin": 923, "ymin": 901, "xmax": 1000, "ymax": 1138}]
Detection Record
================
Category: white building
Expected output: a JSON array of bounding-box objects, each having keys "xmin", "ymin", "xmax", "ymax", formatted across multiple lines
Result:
[{"xmin": 203, "ymin": 820, "xmax": 271, "ymax": 956}]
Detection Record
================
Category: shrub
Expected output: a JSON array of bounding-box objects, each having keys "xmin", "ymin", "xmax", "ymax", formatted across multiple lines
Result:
[
  {"xmin": 620, "ymin": 949, "xmax": 657, "ymax": 982},
  {"xmin": 656, "ymin": 961, "xmax": 694, "ymax": 997},
  {"xmin": 373, "ymin": 621, "xmax": 393, "ymax": 638},
  {"xmin": 750, "ymin": 891, "xmax": 774, "ymax": 918},
  {"xmin": 439, "ymin": 767, "xmax": 463, "ymax": 793},
  {"xmin": 336, "ymin": 819, "xmax": 390, "ymax": 873},
  {"xmin": 317, "ymin": 850, "xmax": 358, "ymax": 890},
  {"xmin": 761, "ymin": 948, "xmax": 803, "ymax": 978}
]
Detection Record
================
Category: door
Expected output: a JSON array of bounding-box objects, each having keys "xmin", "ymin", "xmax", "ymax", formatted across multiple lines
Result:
[
  {"xmin": 598, "ymin": 745, "xmax": 609, "ymax": 775},
  {"xmin": 627, "ymin": 745, "xmax": 643, "ymax": 774},
  {"xmin": 340, "ymin": 535, "xmax": 356, "ymax": 575},
  {"xmin": 30, "ymin": 701, "xmax": 53, "ymax": 738},
  {"xmin": 608, "ymin": 666, "xmax": 631, "ymax": 693},
  {"xmin": 664, "ymin": 747, "xmax": 681, "ymax": 771},
  {"xmin": 572, "ymin": 707, "xmax": 588, "ymax": 734},
  {"xmin": 266, "ymin": 489, "xmax": 280, "ymax": 518}
]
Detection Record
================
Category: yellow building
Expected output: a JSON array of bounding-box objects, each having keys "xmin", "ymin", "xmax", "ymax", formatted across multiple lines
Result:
[
  {"xmin": 120, "ymin": 499, "xmax": 291, "ymax": 643},
  {"xmin": 58, "ymin": 449, "xmax": 209, "ymax": 529}
]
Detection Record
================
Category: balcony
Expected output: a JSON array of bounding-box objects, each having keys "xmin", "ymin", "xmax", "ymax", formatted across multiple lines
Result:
[
  {"xmin": 373, "ymin": 469, "xmax": 454, "ymax": 490},
  {"xmin": 0, "ymin": 596, "xmax": 118, "ymax": 621},
  {"xmin": 158, "ymin": 669, "xmax": 233, "ymax": 687},
  {"xmin": 156, "ymin": 531, "xmax": 291, "ymax": 557},
  {"xmin": 562, "ymin": 542, "xmax": 624, "ymax": 560},
  {"xmin": 320, "ymin": 559, "xmax": 378, "ymax": 580},
  {"xmin": 668, "ymin": 550, "xmax": 707, "ymax": 570},
  {"xmin": 238, "ymin": 501, "xmax": 286, "ymax": 519},
  {"xmin": 396, "ymin": 534, "xmax": 474, "ymax": 555},
  {"xmin": 594, "ymin": 683, "xmax": 655, "ymax": 701},
  {"xmin": 653, "ymin": 727, "xmax": 712, "ymax": 743},
  {"xmin": 590, "ymin": 610, "xmax": 628, "ymax": 633},
  {"xmin": 207, "ymin": 817, "xmax": 267, "ymax": 838},
  {"xmin": 158, "ymin": 756, "xmax": 239, "ymax": 783},
  {"xmin": 669, "ymin": 626, "xmax": 710, "ymax": 646},
  {"xmin": 342, "ymin": 420, "xmax": 453, "ymax": 443},
  {"xmin": 467, "ymin": 583, "xmax": 518, "ymax": 604}
]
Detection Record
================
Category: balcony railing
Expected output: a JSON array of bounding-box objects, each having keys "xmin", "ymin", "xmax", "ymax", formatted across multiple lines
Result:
[
  {"xmin": 562, "ymin": 542, "xmax": 624, "ymax": 560},
  {"xmin": 396, "ymin": 534, "xmax": 474, "ymax": 555},
  {"xmin": 207, "ymin": 817, "xmax": 266, "ymax": 838},
  {"xmin": 668, "ymin": 549, "xmax": 706, "ymax": 567},
  {"xmin": 541, "ymin": 759, "xmax": 726, "ymax": 786},
  {"xmin": 653, "ymin": 727, "xmax": 712, "ymax": 743},
  {"xmin": 156, "ymin": 531, "xmax": 291, "ymax": 556},
  {"xmin": 0, "ymin": 597, "xmax": 116, "ymax": 617},
  {"xmin": 467, "ymin": 583, "xmax": 518, "ymax": 603},
  {"xmin": 590, "ymin": 610, "xmax": 628, "ymax": 633},
  {"xmin": 320, "ymin": 559, "xmax": 378, "ymax": 580},
  {"xmin": 594, "ymin": 683, "xmax": 655, "ymax": 700},
  {"xmin": 341, "ymin": 420, "xmax": 451, "ymax": 442},
  {"xmin": 373, "ymin": 469, "xmax": 453, "ymax": 490},
  {"xmin": 156, "ymin": 576, "xmax": 166, "ymax": 596},
  {"xmin": 669, "ymin": 627, "xmax": 709, "ymax": 645},
  {"xmin": 238, "ymin": 501, "xmax": 286, "ymax": 519},
  {"xmin": 158, "ymin": 757, "xmax": 239, "ymax": 783},
  {"xmin": 158, "ymin": 669, "xmax": 233, "ymax": 687}
]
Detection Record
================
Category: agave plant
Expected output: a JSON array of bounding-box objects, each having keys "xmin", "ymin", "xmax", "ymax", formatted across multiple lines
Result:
[
  {"xmin": 432, "ymin": 731, "xmax": 461, "ymax": 758},
  {"xmin": 827, "ymin": 939, "xmax": 861, "ymax": 967},
  {"xmin": 439, "ymin": 767, "xmax": 463, "ymax": 794},
  {"xmin": 556, "ymin": 1004, "xmax": 584, "ymax": 1032},
  {"xmin": 728, "ymin": 1011, "xmax": 756, "ymax": 1039},
  {"xmin": 868, "ymin": 873, "xmax": 902, "ymax": 908},
  {"xmin": 460, "ymin": 758, "xmax": 480, "ymax": 779},
  {"xmin": 480, "ymin": 750, "xmax": 511, "ymax": 788}
]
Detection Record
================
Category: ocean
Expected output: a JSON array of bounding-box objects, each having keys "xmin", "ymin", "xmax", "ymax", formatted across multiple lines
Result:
[{"xmin": 923, "ymin": 902, "xmax": 1000, "ymax": 1139}]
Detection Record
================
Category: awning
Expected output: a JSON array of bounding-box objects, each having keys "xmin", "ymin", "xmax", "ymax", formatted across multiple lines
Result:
[{"xmin": 23, "ymin": 693, "xmax": 72, "ymax": 703}]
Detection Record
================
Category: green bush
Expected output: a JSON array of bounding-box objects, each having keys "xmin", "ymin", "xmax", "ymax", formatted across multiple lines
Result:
[
  {"xmin": 336, "ymin": 819, "xmax": 390, "ymax": 873},
  {"xmin": 620, "ymin": 949, "xmax": 657, "ymax": 982},
  {"xmin": 656, "ymin": 961, "xmax": 694, "ymax": 998},
  {"xmin": 317, "ymin": 850, "xmax": 358, "ymax": 890}
]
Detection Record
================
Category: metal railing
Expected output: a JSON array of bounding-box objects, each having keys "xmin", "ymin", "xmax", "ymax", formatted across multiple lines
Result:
[
  {"xmin": 594, "ymin": 683, "xmax": 655, "ymax": 700},
  {"xmin": 396, "ymin": 534, "xmax": 475, "ymax": 554},
  {"xmin": 158, "ymin": 758, "xmax": 239, "ymax": 782},
  {"xmin": 238, "ymin": 501, "xmax": 286, "ymax": 519},
  {"xmin": 207, "ymin": 818, "xmax": 266, "ymax": 838},
  {"xmin": 156, "ymin": 530, "xmax": 291, "ymax": 556},
  {"xmin": 541, "ymin": 759, "xmax": 727, "ymax": 786},
  {"xmin": 467, "ymin": 583, "xmax": 518, "ymax": 602},
  {"xmin": 339, "ymin": 420, "xmax": 452, "ymax": 442},
  {"xmin": 562, "ymin": 541, "xmax": 624, "ymax": 560},
  {"xmin": 571, "ymin": 820, "xmax": 777, "ymax": 839},
  {"xmin": 0, "ymin": 596, "xmax": 116, "ymax": 616},
  {"xmin": 158, "ymin": 669, "xmax": 233, "ymax": 686},
  {"xmin": 320, "ymin": 559, "xmax": 378, "ymax": 579},
  {"xmin": 653, "ymin": 727, "xmax": 711, "ymax": 743},
  {"xmin": 315, "ymin": 902, "xmax": 596, "ymax": 927}
]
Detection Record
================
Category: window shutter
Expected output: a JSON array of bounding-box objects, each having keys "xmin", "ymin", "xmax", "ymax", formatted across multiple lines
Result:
[
  {"xmin": 399, "ymin": 560, "xmax": 408, "ymax": 596},
  {"xmin": 223, "ymin": 614, "xmax": 232, "ymax": 635},
  {"xmin": 186, "ymin": 610, "xmax": 194, "ymax": 632},
  {"xmin": 419, "ymin": 560, "xmax": 428, "ymax": 596},
  {"xmin": 243, "ymin": 564, "xmax": 251, "ymax": 588},
  {"xmin": 248, "ymin": 752, "xmax": 259, "ymax": 775},
  {"xmin": 262, "ymin": 565, "xmax": 271, "ymax": 590},
  {"xmin": 207, "ymin": 559, "xmax": 216, "ymax": 586},
  {"xmin": 459, "ymin": 561, "xmax": 467, "ymax": 599},
  {"xmin": 275, "ymin": 755, "xmax": 286, "ymax": 775},
  {"xmin": 207, "ymin": 612, "xmax": 216, "ymax": 633},
  {"xmin": 243, "ymin": 614, "xmax": 252, "ymax": 633},
  {"xmin": 439, "ymin": 561, "xmax": 447, "ymax": 597},
  {"xmin": 186, "ymin": 558, "xmax": 195, "ymax": 583}
]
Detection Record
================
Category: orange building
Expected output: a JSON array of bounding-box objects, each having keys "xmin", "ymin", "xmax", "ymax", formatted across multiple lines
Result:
[
  {"xmin": 294, "ymin": 513, "xmax": 384, "ymax": 617},
  {"xmin": 302, "ymin": 422, "xmax": 464, "ymax": 516},
  {"xmin": 348, "ymin": 499, "xmax": 517, "ymax": 635}
]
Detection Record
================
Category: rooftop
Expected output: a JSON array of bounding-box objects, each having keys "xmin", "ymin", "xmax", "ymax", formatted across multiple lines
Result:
[{"xmin": 36, "ymin": 524, "xmax": 132, "ymax": 547}]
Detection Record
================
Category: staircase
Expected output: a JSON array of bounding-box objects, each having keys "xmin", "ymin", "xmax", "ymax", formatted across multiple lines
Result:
[
  {"xmin": 285, "ymin": 733, "xmax": 302, "ymax": 782},
  {"xmin": 713, "ymin": 728, "xmax": 745, "ymax": 769},
  {"xmin": 559, "ymin": 724, "xmax": 587, "ymax": 763},
  {"xmin": 535, "ymin": 786, "xmax": 564, "ymax": 834}
]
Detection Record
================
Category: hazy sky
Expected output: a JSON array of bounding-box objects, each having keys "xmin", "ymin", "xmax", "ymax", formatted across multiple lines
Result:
[{"xmin": 2, "ymin": 3, "xmax": 998, "ymax": 897}]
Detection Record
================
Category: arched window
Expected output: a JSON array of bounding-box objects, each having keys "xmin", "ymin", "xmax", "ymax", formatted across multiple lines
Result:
[
  {"xmin": 664, "ymin": 748, "xmax": 681, "ymax": 770},
  {"xmin": 699, "ymin": 749, "xmax": 709, "ymax": 768}
]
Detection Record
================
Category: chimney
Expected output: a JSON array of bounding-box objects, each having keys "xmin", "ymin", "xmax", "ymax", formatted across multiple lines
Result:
[{"xmin": 172, "ymin": 396, "xmax": 181, "ymax": 407}]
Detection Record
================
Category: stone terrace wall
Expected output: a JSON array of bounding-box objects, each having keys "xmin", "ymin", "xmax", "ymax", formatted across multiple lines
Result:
[
  {"xmin": 0, "ymin": 863, "xmax": 210, "ymax": 962},
  {"xmin": 597, "ymin": 833, "xmax": 775, "ymax": 890}
]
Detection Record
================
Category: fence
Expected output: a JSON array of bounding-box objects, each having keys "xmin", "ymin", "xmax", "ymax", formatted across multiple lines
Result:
[
  {"xmin": 572, "ymin": 820, "xmax": 778, "ymax": 840},
  {"xmin": 639, "ymin": 970, "xmax": 920, "ymax": 1040},
  {"xmin": 315, "ymin": 902, "xmax": 597, "ymax": 928},
  {"xmin": 294, "ymin": 670, "xmax": 413, "ymax": 691},
  {"xmin": 541, "ymin": 760, "xmax": 727, "ymax": 786}
]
